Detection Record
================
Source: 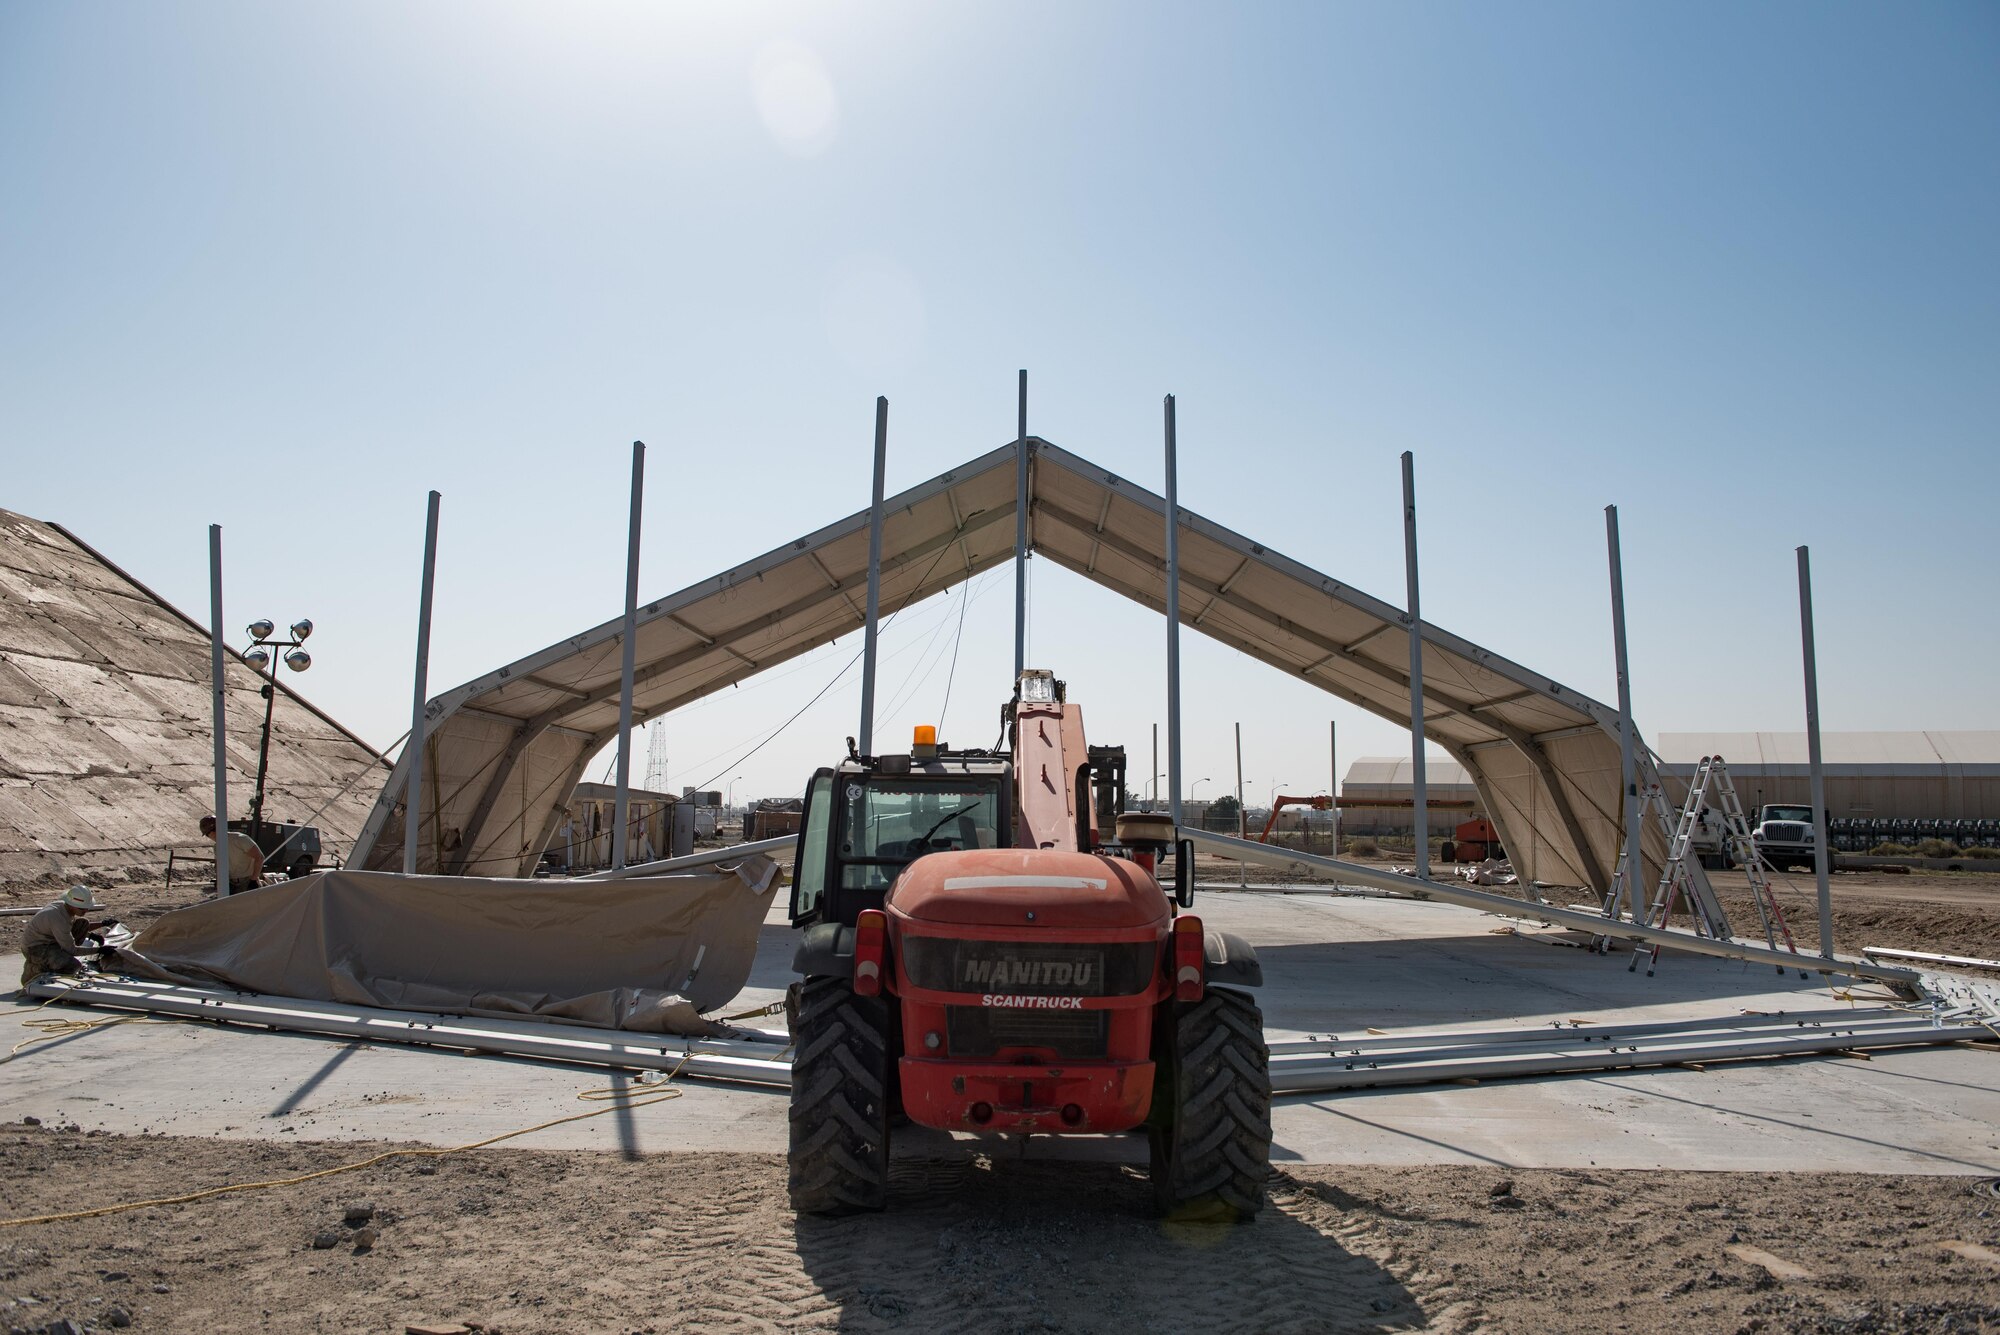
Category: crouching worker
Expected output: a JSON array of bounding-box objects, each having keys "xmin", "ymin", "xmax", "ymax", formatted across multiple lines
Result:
[
  {"xmin": 199, "ymin": 815, "xmax": 264, "ymax": 894},
  {"xmin": 19, "ymin": 884, "xmax": 120, "ymax": 988}
]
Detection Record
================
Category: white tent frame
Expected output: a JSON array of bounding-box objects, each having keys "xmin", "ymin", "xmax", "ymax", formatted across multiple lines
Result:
[{"xmin": 350, "ymin": 438, "xmax": 1673, "ymax": 895}]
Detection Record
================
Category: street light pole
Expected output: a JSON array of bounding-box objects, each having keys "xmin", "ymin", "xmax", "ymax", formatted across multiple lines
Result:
[
  {"xmin": 1234, "ymin": 721, "xmax": 1246, "ymax": 889},
  {"xmin": 249, "ymin": 654, "xmax": 284, "ymax": 842},
  {"xmin": 243, "ymin": 618, "xmax": 315, "ymax": 846},
  {"xmin": 1150, "ymin": 723, "xmax": 1158, "ymax": 807}
]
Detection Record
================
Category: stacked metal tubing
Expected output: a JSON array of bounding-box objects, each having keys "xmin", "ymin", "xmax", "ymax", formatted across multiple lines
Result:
[
  {"xmin": 25, "ymin": 975, "xmax": 1977, "ymax": 1097},
  {"xmin": 23, "ymin": 975, "xmax": 796, "ymax": 1089},
  {"xmin": 1264, "ymin": 1007, "xmax": 1964, "ymax": 1092}
]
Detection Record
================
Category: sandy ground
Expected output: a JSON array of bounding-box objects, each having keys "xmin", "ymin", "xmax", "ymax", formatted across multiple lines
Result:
[
  {"xmin": 5, "ymin": 856, "xmax": 1995, "ymax": 1332},
  {"xmin": 1196, "ymin": 854, "xmax": 2000, "ymax": 968},
  {"xmin": 1701, "ymin": 868, "xmax": 2000, "ymax": 966},
  {"xmin": 1, "ymin": 1123, "xmax": 1997, "ymax": 1334},
  {"xmin": 0, "ymin": 884, "xmax": 201, "ymax": 964},
  {"xmin": 2, "ymin": 865, "xmax": 1997, "ymax": 1331}
]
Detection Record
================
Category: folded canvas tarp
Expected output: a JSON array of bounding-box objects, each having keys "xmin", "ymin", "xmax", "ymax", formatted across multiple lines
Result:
[{"xmin": 117, "ymin": 859, "xmax": 780, "ymax": 1037}]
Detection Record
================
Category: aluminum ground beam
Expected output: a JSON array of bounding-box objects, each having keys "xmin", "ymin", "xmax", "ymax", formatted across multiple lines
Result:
[
  {"xmin": 25, "ymin": 974, "xmax": 1978, "ymax": 1100},
  {"xmin": 22, "ymin": 976, "xmax": 793, "ymax": 1089},
  {"xmin": 1267, "ymin": 1008, "xmax": 1967, "ymax": 1093},
  {"xmin": 1179, "ymin": 826, "xmax": 1924, "ymax": 991}
]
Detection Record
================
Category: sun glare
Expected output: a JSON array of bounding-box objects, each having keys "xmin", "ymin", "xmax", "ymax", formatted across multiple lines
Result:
[{"xmin": 752, "ymin": 39, "xmax": 839, "ymax": 157}]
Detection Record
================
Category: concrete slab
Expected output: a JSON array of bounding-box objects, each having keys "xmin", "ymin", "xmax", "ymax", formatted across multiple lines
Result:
[{"xmin": 4, "ymin": 891, "xmax": 1997, "ymax": 1174}]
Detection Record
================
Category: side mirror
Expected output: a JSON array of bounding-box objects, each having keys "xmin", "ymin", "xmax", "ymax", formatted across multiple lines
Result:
[{"xmin": 1175, "ymin": 838, "xmax": 1194, "ymax": 908}]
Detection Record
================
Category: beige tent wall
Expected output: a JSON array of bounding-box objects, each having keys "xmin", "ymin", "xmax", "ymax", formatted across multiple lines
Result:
[
  {"xmin": 1657, "ymin": 731, "xmax": 2000, "ymax": 823},
  {"xmin": 122, "ymin": 860, "xmax": 780, "ymax": 1034}
]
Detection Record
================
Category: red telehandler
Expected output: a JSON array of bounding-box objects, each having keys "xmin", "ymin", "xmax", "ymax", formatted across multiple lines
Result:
[{"xmin": 785, "ymin": 670, "xmax": 1272, "ymax": 1220}]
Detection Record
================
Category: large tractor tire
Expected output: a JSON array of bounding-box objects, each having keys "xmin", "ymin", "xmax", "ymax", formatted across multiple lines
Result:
[
  {"xmin": 787, "ymin": 976, "xmax": 892, "ymax": 1215},
  {"xmin": 1149, "ymin": 986, "xmax": 1271, "ymax": 1222}
]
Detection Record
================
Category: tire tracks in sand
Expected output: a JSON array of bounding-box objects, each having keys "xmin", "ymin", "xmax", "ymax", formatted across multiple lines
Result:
[{"xmin": 629, "ymin": 1155, "xmax": 1479, "ymax": 1333}]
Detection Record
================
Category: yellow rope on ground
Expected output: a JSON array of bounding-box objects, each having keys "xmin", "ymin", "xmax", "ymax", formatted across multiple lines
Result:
[
  {"xmin": 10, "ymin": 1012, "xmax": 143, "ymax": 1056},
  {"xmin": 574, "ymin": 1056, "xmax": 693, "ymax": 1102},
  {"xmin": 0, "ymin": 1051, "xmax": 695, "ymax": 1231},
  {"xmin": 6, "ymin": 989, "xmax": 192, "ymax": 1059}
]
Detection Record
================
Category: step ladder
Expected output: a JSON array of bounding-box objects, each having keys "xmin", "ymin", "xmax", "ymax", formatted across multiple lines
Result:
[
  {"xmin": 1708, "ymin": 756, "xmax": 1808, "ymax": 978},
  {"xmin": 1629, "ymin": 756, "xmax": 1806, "ymax": 976},
  {"xmin": 1600, "ymin": 759, "xmax": 1728, "ymax": 959}
]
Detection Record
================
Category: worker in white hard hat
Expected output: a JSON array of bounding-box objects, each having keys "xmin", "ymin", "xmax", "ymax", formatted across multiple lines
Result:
[
  {"xmin": 18, "ymin": 885, "xmax": 117, "ymax": 988},
  {"xmin": 199, "ymin": 815, "xmax": 265, "ymax": 893}
]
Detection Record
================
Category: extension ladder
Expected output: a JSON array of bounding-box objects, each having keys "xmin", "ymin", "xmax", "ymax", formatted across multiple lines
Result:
[
  {"xmin": 1629, "ymin": 756, "xmax": 1805, "ymax": 976},
  {"xmin": 1599, "ymin": 777, "xmax": 1728, "ymax": 933},
  {"xmin": 1708, "ymin": 756, "xmax": 1807, "ymax": 977}
]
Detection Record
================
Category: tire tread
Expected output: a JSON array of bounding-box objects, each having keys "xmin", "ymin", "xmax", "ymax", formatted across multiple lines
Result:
[
  {"xmin": 787, "ymin": 977, "xmax": 891, "ymax": 1214},
  {"xmin": 1150, "ymin": 986, "xmax": 1271, "ymax": 1222}
]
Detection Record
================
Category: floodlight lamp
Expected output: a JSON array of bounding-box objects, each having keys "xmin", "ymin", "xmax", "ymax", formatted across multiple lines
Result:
[
  {"xmin": 244, "ymin": 648, "xmax": 272, "ymax": 671},
  {"xmin": 246, "ymin": 619, "xmax": 276, "ymax": 642},
  {"xmin": 284, "ymin": 649, "xmax": 312, "ymax": 673},
  {"xmin": 289, "ymin": 618, "xmax": 314, "ymax": 642},
  {"xmin": 1019, "ymin": 669, "xmax": 1056, "ymax": 703}
]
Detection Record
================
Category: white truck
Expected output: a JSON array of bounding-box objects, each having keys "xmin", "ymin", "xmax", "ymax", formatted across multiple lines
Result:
[{"xmin": 1752, "ymin": 803, "xmax": 1819, "ymax": 872}]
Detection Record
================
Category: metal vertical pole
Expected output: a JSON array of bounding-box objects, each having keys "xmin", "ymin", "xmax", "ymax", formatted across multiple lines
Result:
[
  {"xmin": 1150, "ymin": 724, "xmax": 1158, "ymax": 807},
  {"xmin": 1013, "ymin": 369, "xmax": 1028, "ymax": 682},
  {"xmin": 858, "ymin": 397, "xmax": 888, "ymax": 755},
  {"xmin": 207, "ymin": 525, "xmax": 229, "ymax": 899},
  {"xmin": 1235, "ymin": 721, "xmax": 1247, "ymax": 889},
  {"xmin": 1798, "ymin": 546, "xmax": 1834, "ymax": 959},
  {"xmin": 611, "ymin": 445, "xmax": 644, "ymax": 872},
  {"xmin": 1163, "ymin": 395, "xmax": 1184, "ymax": 827},
  {"xmin": 404, "ymin": 491, "xmax": 440, "ymax": 876},
  {"xmin": 1330, "ymin": 720, "xmax": 1339, "ymax": 853},
  {"xmin": 1606, "ymin": 504, "xmax": 1641, "ymax": 925},
  {"xmin": 1401, "ymin": 452, "xmax": 1429, "ymax": 881}
]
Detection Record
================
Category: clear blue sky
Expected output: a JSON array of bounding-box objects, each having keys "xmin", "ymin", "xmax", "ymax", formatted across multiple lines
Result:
[{"xmin": 4, "ymin": 2, "xmax": 1995, "ymax": 808}]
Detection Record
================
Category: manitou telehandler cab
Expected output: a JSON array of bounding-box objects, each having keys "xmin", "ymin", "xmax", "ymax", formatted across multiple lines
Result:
[{"xmin": 784, "ymin": 669, "xmax": 1272, "ymax": 1221}]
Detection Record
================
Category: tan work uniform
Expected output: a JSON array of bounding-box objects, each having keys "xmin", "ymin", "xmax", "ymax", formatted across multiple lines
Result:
[
  {"xmin": 222, "ymin": 830, "xmax": 263, "ymax": 892},
  {"xmin": 19, "ymin": 902, "xmax": 89, "ymax": 987}
]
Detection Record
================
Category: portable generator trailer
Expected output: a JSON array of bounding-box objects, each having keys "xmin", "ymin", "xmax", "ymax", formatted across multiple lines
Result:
[{"xmin": 784, "ymin": 669, "xmax": 1272, "ymax": 1221}]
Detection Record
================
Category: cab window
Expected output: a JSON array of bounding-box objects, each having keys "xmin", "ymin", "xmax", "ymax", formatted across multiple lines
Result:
[
  {"xmin": 836, "ymin": 779, "xmax": 1003, "ymax": 895},
  {"xmin": 789, "ymin": 769, "xmax": 834, "ymax": 924}
]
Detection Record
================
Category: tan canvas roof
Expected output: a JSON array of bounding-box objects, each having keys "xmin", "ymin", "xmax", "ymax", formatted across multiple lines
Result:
[{"xmin": 351, "ymin": 440, "xmax": 1666, "ymax": 892}]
